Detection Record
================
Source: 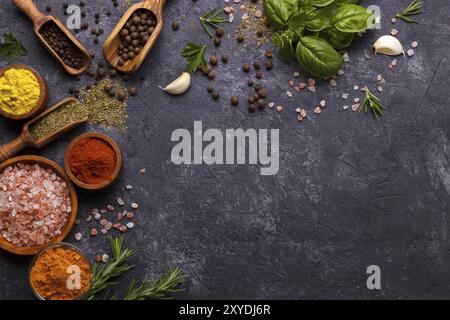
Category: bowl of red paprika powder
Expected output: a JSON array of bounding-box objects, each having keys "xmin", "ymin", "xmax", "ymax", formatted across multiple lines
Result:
[{"xmin": 64, "ymin": 132, "xmax": 122, "ymax": 190}]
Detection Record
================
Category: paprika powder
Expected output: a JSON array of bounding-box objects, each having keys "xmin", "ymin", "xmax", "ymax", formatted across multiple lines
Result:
[{"xmin": 67, "ymin": 137, "xmax": 117, "ymax": 185}]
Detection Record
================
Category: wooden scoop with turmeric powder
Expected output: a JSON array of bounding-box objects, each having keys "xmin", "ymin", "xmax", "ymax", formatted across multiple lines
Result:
[{"xmin": 0, "ymin": 98, "xmax": 87, "ymax": 163}]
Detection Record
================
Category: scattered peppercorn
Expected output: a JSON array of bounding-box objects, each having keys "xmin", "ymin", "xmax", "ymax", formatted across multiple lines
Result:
[
  {"xmin": 214, "ymin": 37, "xmax": 221, "ymax": 47},
  {"xmin": 209, "ymin": 55, "xmax": 218, "ymax": 66},
  {"xmin": 207, "ymin": 85, "xmax": 214, "ymax": 93},
  {"xmin": 129, "ymin": 87, "xmax": 137, "ymax": 96},
  {"xmin": 221, "ymin": 54, "xmax": 229, "ymax": 63},
  {"xmin": 265, "ymin": 50, "xmax": 273, "ymax": 59},
  {"xmin": 231, "ymin": 96, "xmax": 239, "ymax": 106},
  {"xmin": 172, "ymin": 21, "xmax": 180, "ymax": 31},
  {"xmin": 243, "ymin": 64, "xmax": 251, "ymax": 73},
  {"xmin": 237, "ymin": 34, "xmax": 244, "ymax": 43},
  {"xmin": 265, "ymin": 61, "xmax": 273, "ymax": 70},
  {"xmin": 216, "ymin": 28, "xmax": 225, "ymax": 38},
  {"xmin": 212, "ymin": 91, "xmax": 220, "ymax": 100}
]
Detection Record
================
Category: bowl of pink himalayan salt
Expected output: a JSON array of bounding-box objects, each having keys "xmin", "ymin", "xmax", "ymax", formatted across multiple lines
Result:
[{"xmin": 0, "ymin": 155, "xmax": 78, "ymax": 255}]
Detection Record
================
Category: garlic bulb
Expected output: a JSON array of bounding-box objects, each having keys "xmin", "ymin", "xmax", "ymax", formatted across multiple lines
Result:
[
  {"xmin": 373, "ymin": 35, "xmax": 405, "ymax": 56},
  {"xmin": 159, "ymin": 72, "xmax": 191, "ymax": 95}
]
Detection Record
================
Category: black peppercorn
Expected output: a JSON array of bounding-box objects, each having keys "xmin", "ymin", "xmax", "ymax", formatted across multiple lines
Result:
[{"xmin": 172, "ymin": 21, "xmax": 180, "ymax": 31}]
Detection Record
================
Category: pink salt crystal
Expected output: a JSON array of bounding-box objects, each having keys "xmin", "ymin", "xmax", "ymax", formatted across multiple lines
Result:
[{"xmin": 0, "ymin": 163, "xmax": 70, "ymax": 247}]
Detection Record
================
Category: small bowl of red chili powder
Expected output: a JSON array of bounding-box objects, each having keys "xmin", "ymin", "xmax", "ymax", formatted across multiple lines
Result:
[{"xmin": 64, "ymin": 132, "xmax": 122, "ymax": 190}]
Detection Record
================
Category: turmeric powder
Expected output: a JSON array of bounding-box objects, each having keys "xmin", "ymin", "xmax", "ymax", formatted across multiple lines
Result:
[
  {"xmin": 29, "ymin": 245, "xmax": 91, "ymax": 300},
  {"xmin": 0, "ymin": 68, "xmax": 40, "ymax": 115}
]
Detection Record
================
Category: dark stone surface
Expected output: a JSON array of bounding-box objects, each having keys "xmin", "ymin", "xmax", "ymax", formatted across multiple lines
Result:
[{"xmin": 0, "ymin": 0, "xmax": 449, "ymax": 300}]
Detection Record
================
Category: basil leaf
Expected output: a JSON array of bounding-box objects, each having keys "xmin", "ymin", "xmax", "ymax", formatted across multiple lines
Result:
[
  {"xmin": 333, "ymin": 4, "xmax": 374, "ymax": 32},
  {"xmin": 264, "ymin": 0, "xmax": 297, "ymax": 28},
  {"xmin": 296, "ymin": 36, "xmax": 343, "ymax": 78},
  {"xmin": 334, "ymin": 0, "xmax": 359, "ymax": 4},
  {"xmin": 308, "ymin": 0, "xmax": 335, "ymax": 7},
  {"xmin": 323, "ymin": 27, "xmax": 354, "ymax": 49},
  {"xmin": 289, "ymin": 7, "xmax": 330, "ymax": 32}
]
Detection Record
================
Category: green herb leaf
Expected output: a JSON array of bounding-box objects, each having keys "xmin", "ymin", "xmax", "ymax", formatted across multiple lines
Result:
[
  {"xmin": 181, "ymin": 42, "xmax": 208, "ymax": 74},
  {"xmin": 333, "ymin": 4, "xmax": 374, "ymax": 33},
  {"xmin": 199, "ymin": 6, "xmax": 229, "ymax": 38},
  {"xmin": 308, "ymin": 0, "xmax": 335, "ymax": 7},
  {"xmin": 358, "ymin": 86, "xmax": 385, "ymax": 119},
  {"xmin": 0, "ymin": 33, "xmax": 27, "ymax": 63},
  {"xmin": 273, "ymin": 30, "xmax": 297, "ymax": 63},
  {"xmin": 123, "ymin": 267, "xmax": 186, "ymax": 300},
  {"xmin": 322, "ymin": 26, "xmax": 354, "ymax": 49},
  {"xmin": 396, "ymin": 0, "xmax": 423, "ymax": 24},
  {"xmin": 296, "ymin": 36, "xmax": 343, "ymax": 78},
  {"xmin": 289, "ymin": 7, "xmax": 330, "ymax": 32},
  {"xmin": 264, "ymin": 0, "xmax": 297, "ymax": 29}
]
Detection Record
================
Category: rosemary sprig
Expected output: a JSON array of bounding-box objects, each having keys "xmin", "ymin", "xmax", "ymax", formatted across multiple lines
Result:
[
  {"xmin": 199, "ymin": 6, "xmax": 229, "ymax": 38},
  {"xmin": 123, "ymin": 267, "xmax": 186, "ymax": 300},
  {"xmin": 359, "ymin": 86, "xmax": 385, "ymax": 120},
  {"xmin": 85, "ymin": 236, "xmax": 134, "ymax": 299},
  {"xmin": 85, "ymin": 236, "xmax": 186, "ymax": 300},
  {"xmin": 396, "ymin": 0, "xmax": 423, "ymax": 24}
]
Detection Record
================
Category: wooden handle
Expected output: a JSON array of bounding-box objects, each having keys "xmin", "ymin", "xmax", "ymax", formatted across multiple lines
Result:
[
  {"xmin": 0, "ymin": 136, "xmax": 28, "ymax": 163},
  {"xmin": 14, "ymin": 0, "xmax": 45, "ymax": 24}
]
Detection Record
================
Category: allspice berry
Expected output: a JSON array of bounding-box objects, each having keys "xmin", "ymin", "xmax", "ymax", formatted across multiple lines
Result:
[
  {"xmin": 242, "ymin": 64, "xmax": 251, "ymax": 73},
  {"xmin": 207, "ymin": 70, "xmax": 215, "ymax": 80},
  {"xmin": 207, "ymin": 85, "xmax": 214, "ymax": 93},
  {"xmin": 237, "ymin": 34, "xmax": 244, "ymax": 43},
  {"xmin": 265, "ymin": 50, "xmax": 273, "ymax": 59},
  {"xmin": 129, "ymin": 87, "xmax": 138, "ymax": 96},
  {"xmin": 214, "ymin": 37, "xmax": 221, "ymax": 46},
  {"xmin": 216, "ymin": 28, "xmax": 225, "ymax": 38},
  {"xmin": 231, "ymin": 96, "xmax": 239, "ymax": 106},
  {"xmin": 248, "ymin": 104, "xmax": 256, "ymax": 112},
  {"xmin": 117, "ymin": 91, "xmax": 127, "ymax": 101},
  {"xmin": 212, "ymin": 91, "xmax": 220, "ymax": 100},
  {"xmin": 209, "ymin": 55, "xmax": 219, "ymax": 66},
  {"xmin": 221, "ymin": 54, "xmax": 229, "ymax": 63},
  {"xmin": 265, "ymin": 60, "xmax": 273, "ymax": 70},
  {"xmin": 257, "ymin": 99, "xmax": 266, "ymax": 110}
]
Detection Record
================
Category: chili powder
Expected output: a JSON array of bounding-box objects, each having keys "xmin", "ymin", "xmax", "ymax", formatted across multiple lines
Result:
[{"xmin": 67, "ymin": 137, "xmax": 117, "ymax": 185}]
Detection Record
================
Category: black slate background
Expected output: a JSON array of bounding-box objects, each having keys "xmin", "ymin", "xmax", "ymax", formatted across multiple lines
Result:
[{"xmin": 0, "ymin": 0, "xmax": 449, "ymax": 300}]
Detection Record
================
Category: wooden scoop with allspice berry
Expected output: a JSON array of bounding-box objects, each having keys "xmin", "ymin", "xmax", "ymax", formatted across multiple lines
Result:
[
  {"xmin": 103, "ymin": 0, "xmax": 166, "ymax": 74},
  {"xmin": 13, "ymin": 0, "xmax": 91, "ymax": 76},
  {"xmin": 0, "ymin": 98, "xmax": 87, "ymax": 163}
]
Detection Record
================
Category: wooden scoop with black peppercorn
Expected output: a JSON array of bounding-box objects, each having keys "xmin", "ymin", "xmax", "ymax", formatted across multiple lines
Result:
[
  {"xmin": 0, "ymin": 98, "xmax": 87, "ymax": 163},
  {"xmin": 14, "ymin": 0, "xmax": 91, "ymax": 76},
  {"xmin": 103, "ymin": 0, "xmax": 166, "ymax": 74}
]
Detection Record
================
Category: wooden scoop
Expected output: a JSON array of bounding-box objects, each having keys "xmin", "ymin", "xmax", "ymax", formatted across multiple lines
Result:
[
  {"xmin": 0, "ymin": 98, "xmax": 87, "ymax": 163},
  {"xmin": 103, "ymin": 0, "xmax": 166, "ymax": 74},
  {"xmin": 14, "ymin": 0, "xmax": 91, "ymax": 76}
]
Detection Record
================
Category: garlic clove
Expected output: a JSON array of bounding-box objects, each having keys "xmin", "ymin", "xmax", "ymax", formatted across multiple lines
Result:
[
  {"xmin": 159, "ymin": 72, "xmax": 191, "ymax": 95},
  {"xmin": 373, "ymin": 35, "xmax": 405, "ymax": 56}
]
